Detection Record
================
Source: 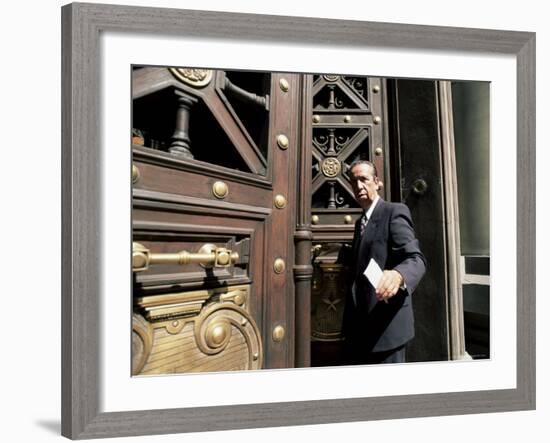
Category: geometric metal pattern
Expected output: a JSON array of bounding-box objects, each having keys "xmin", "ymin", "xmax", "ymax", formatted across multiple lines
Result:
[{"xmin": 311, "ymin": 74, "xmax": 383, "ymax": 211}]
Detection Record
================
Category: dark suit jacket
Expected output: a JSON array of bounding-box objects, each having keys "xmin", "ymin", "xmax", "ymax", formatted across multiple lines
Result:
[{"xmin": 343, "ymin": 199, "xmax": 426, "ymax": 353}]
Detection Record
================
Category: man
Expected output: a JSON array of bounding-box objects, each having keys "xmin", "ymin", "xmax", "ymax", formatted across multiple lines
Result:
[{"xmin": 342, "ymin": 160, "xmax": 426, "ymax": 364}]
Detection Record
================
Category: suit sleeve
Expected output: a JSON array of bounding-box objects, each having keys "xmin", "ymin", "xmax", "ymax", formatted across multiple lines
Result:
[{"xmin": 389, "ymin": 203, "xmax": 427, "ymax": 296}]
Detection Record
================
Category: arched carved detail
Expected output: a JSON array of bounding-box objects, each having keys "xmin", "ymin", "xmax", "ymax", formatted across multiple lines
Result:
[
  {"xmin": 194, "ymin": 302, "xmax": 263, "ymax": 368},
  {"xmin": 132, "ymin": 313, "xmax": 154, "ymax": 375}
]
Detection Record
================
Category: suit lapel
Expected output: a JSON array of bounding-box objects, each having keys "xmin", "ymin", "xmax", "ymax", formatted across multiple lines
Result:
[
  {"xmin": 351, "ymin": 217, "xmax": 362, "ymax": 271},
  {"xmin": 358, "ymin": 199, "xmax": 383, "ymax": 251}
]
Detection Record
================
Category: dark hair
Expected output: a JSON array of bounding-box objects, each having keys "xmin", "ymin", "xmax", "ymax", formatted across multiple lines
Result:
[{"xmin": 349, "ymin": 159, "xmax": 378, "ymax": 177}]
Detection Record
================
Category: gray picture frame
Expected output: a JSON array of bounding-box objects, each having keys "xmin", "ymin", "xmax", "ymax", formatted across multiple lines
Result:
[{"xmin": 61, "ymin": 2, "xmax": 536, "ymax": 439}]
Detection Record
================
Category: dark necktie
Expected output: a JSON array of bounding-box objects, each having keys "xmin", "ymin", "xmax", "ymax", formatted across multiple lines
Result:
[{"xmin": 360, "ymin": 212, "xmax": 368, "ymax": 237}]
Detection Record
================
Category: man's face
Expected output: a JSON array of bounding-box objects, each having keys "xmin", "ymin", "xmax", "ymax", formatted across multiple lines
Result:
[{"xmin": 350, "ymin": 163, "xmax": 380, "ymax": 209}]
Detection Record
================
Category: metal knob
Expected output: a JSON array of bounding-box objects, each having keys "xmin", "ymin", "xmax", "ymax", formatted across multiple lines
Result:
[{"xmin": 412, "ymin": 178, "xmax": 428, "ymax": 196}]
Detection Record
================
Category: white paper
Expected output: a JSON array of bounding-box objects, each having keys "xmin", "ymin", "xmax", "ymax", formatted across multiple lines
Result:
[{"xmin": 364, "ymin": 258, "xmax": 383, "ymax": 289}]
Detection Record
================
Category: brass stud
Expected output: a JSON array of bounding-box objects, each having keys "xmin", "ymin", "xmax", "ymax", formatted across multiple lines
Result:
[
  {"xmin": 273, "ymin": 258, "xmax": 286, "ymax": 274},
  {"xmin": 132, "ymin": 164, "xmax": 140, "ymax": 184},
  {"xmin": 312, "ymin": 115, "xmax": 321, "ymax": 123},
  {"xmin": 253, "ymin": 352, "xmax": 259, "ymax": 360},
  {"xmin": 205, "ymin": 321, "xmax": 230, "ymax": 348},
  {"xmin": 312, "ymin": 215, "xmax": 320, "ymax": 225},
  {"xmin": 212, "ymin": 181, "xmax": 229, "ymax": 199},
  {"xmin": 277, "ymin": 134, "xmax": 289, "ymax": 150},
  {"xmin": 344, "ymin": 115, "xmax": 351, "ymax": 123},
  {"xmin": 344, "ymin": 215, "xmax": 353, "ymax": 224},
  {"xmin": 210, "ymin": 325, "xmax": 227, "ymax": 345},
  {"xmin": 372, "ymin": 85, "xmax": 381, "ymax": 93},
  {"xmin": 375, "ymin": 147, "xmax": 384, "ymax": 156},
  {"xmin": 272, "ymin": 325, "xmax": 285, "ymax": 342},
  {"xmin": 279, "ymin": 78, "xmax": 290, "ymax": 92},
  {"xmin": 274, "ymin": 194, "xmax": 287, "ymax": 209},
  {"xmin": 172, "ymin": 320, "xmax": 179, "ymax": 328},
  {"xmin": 373, "ymin": 116, "xmax": 382, "ymax": 124}
]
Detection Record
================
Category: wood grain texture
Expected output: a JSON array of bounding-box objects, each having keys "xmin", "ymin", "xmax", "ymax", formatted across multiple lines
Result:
[
  {"xmin": 516, "ymin": 34, "xmax": 536, "ymax": 409},
  {"xmin": 293, "ymin": 75, "xmax": 313, "ymax": 367},
  {"xmin": 438, "ymin": 81, "xmax": 467, "ymax": 360},
  {"xmin": 62, "ymin": 2, "xmax": 536, "ymax": 439},
  {"xmin": 62, "ymin": 3, "xmax": 102, "ymax": 438},
  {"xmin": 262, "ymin": 73, "xmax": 299, "ymax": 368},
  {"xmin": 74, "ymin": 2, "xmax": 531, "ymax": 53}
]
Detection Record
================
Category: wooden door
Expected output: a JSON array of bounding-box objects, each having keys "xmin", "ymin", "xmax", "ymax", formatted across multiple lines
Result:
[{"xmin": 130, "ymin": 67, "xmax": 301, "ymax": 374}]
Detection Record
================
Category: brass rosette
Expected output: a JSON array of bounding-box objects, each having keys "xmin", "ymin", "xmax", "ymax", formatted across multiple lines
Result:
[{"xmin": 169, "ymin": 67, "xmax": 213, "ymax": 88}]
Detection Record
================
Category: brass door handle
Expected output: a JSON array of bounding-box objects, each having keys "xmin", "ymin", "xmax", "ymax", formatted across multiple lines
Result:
[{"xmin": 133, "ymin": 242, "xmax": 239, "ymax": 272}]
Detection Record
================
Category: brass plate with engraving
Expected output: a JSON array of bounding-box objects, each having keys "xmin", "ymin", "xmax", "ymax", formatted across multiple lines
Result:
[
  {"xmin": 132, "ymin": 285, "xmax": 262, "ymax": 375},
  {"xmin": 311, "ymin": 263, "xmax": 347, "ymax": 341}
]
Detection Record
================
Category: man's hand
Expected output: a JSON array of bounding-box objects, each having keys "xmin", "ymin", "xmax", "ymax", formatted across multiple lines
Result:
[{"xmin": 376, "ymin": 270, "xmax": 403, "ymax": 302}]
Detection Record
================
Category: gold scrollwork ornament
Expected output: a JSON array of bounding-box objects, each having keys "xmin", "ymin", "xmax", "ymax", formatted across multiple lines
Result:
[
  {"xmin": 194, "ymin": 302, "xmax": 263, "ymax": 367},
  {"xmin": 169, "ymin": 68, "xmax": 213, "ymax": 88}
]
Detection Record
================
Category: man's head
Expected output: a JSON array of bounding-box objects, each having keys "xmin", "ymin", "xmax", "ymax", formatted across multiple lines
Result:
[{"xmin": 349, "ymin": 160, "xmax": 380, "ymax": 210}]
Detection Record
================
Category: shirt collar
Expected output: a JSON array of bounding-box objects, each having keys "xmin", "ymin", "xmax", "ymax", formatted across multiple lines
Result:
[{"xmin": 364, "ymin": 195, "xmax": 380, "ymax": 220}]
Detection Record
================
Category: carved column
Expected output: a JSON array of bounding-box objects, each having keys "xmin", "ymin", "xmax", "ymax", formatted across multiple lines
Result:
[
  {"xmin": 169, "ymin": 91, "xmax": 198, "ymax": 158},
  {"xmin": 294, "ymin": 75, "xmax": 313, "ymax": 367}
]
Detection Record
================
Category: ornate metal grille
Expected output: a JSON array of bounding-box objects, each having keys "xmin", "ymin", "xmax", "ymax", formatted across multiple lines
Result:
[{"xmin": 310, "ymin": 74, "xmax": 386, "ymax": 213}]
